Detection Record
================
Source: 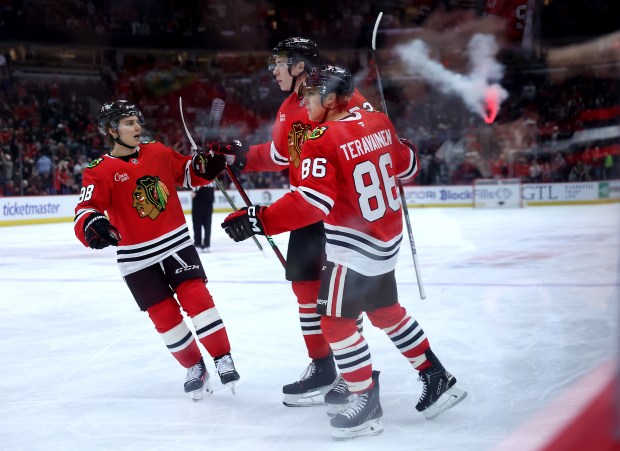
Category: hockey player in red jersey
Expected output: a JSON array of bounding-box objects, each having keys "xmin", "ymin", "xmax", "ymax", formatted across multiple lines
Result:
[
  {"xmin": 74, "ymin": 100, "xmax": 240, "ymax": 401},
  {"xmin": 221, "ymin": 66, "xmax": 466, "ymax": 439},
  {"xmin": 211, "ymin": 37, "xmax": 371, "ymax": 408}
]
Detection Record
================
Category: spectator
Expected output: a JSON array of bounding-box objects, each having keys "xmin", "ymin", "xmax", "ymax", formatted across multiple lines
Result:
[
  {"xmin": 568, "ymin": 160, "xmax": 591, "ymax": 181},
  {"xmin": 1, "ymin": 149, "xmax": 14, "ymax": 186},
  {"xmin": 73, "ymin": 156, "xmax": 85, "ymax": 186},
  {"xmin": 451, "ymin": 154, "xmax": 483, "ymax": 184},
  {"xmin": 550, "ymin": 152, "xmax": 568, "ymax": 181},
  {"xmin": 34, "ymin": 152, "xmax": 53, "ymax": 176},
  {"xmin": 603, "ymin": 151, "xmax": 614, "ymax": 180}
]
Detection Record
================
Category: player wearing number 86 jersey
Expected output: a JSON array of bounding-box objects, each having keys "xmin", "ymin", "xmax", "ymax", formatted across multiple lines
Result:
[
  {"xmin": 221, "ymin": 65, "xmax": 466, "ymax": 440},
  {"xmin": 260, "ymin": 72, "xmax": 418, "ymax": 277}
]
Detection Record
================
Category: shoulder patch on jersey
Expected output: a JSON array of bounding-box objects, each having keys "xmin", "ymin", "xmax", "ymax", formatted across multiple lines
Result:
[
  {"xmin": 307, "ymin": 126, "xmax": 328, "ymax": 140},
  {"xmin": 86, "ymin": 158, "xmax": 104, "ymax": 169}
]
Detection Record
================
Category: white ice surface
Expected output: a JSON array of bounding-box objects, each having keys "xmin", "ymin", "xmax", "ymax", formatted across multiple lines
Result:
[{"xmin": 0, "ymin": 204, "xmax": 618, "ymax": 451}]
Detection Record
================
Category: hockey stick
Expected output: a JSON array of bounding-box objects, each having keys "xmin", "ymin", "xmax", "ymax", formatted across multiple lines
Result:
[
  {"xmin": 372, "ymin": 12, "xmax": 426, "ymax": 300},
  {"xmin": 224, "ymin": 167, "xmax": 287, "ymax": 269},
  {"xmin": 203, "ymin": 97, "xmax": 287, "ymax": 268},
  {"xmin": 178, "ymin": 97, "xmax": 264, "ymax": 253}
]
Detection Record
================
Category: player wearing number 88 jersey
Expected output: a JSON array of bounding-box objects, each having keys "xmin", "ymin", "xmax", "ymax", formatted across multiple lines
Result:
[
  {"xmin": 74, "ymin": 100, "xmax": 240, "ymax": 401},
  {"xmin": 222, "ymin": 65, "xmax": 466, "ymax": 440}
]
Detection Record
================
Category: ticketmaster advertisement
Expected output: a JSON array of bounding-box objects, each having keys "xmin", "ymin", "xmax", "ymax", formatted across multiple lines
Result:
[{"xmin": 1, "ymin": 181, "xmax": 619, "ymax": 226}]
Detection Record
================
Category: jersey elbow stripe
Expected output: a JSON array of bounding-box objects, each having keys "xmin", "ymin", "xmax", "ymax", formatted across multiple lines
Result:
[
  {"xmin": 183, "ymin": 161, "xmax": 192, "ymax": 188},
  {"xmin": 271, "ymin": 142, "xmax": 289, "ymax": 166},
  {"xmin": 74, "ymin": 208, "xmax": 98, "ymax": 223},
  {"xmin": 397, "ymin": 151, "xmax": 418, "ymax": 180},
  {"xmin": 298, "ymin": 187, "xmax": 333, "ymax": 216}
]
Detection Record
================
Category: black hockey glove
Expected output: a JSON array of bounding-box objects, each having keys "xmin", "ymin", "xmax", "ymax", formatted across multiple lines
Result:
[
  {"xmin": 84, "ymin": 213, "xmax": 120, "ymax": 249},
  {"xmin": 191, "ymin": 152, "xmax": 227, "ymax": 180},
  {"xmin": 221, "ymin": 206, "xmax": 266, "ymax": 242},
  {"xmin": 209, "ymin": 140, "xmax": 248, "ymax": 172}
]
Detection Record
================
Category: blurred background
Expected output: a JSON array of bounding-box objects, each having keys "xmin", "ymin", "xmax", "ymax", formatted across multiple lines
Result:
[{"xmin": 0, "ymin": 0, "xmax": 618, "ymax": 196}]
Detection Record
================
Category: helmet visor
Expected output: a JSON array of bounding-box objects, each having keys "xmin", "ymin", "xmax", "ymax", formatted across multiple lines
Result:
[{"xmin": 267, "ymin": 55, "xmax": 292, "ymax": 72}]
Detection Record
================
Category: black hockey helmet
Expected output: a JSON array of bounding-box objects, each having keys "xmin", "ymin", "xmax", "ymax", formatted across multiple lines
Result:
[
  {"xmin": 268, "ymin": 37, "xmax": 320, "ymax": 72},
  {"xmin": 97, "ymin": 100, "xmax": 144, "ymax": 136},
  {"xmin": 302, "ymin": 64, "xmax": 354, "ymax": 105}
]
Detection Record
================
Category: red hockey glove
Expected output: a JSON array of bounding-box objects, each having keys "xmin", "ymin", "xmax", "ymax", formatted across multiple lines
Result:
[
  {"xmin": 209, "ymin": 140, "xmax": 248, "ymax": 171},
  {"xmin": 191, "ymin": 152, "xmax": 227, "ymax": 180},
  {"xmin": 84, "ymin": 213, "xmax": 120, "ymax": 249},
  {"xmin": 221, "ymin": 206, "xmax": 266, "ymax": 242}
]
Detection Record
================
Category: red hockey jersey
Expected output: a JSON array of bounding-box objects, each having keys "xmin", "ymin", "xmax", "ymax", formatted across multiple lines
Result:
[
  {"xmin": 74, "ymin": 142, "xmax": 209, "ymax": 276},
  {"xmin": 261, "ymin": 108, "xmax": 418, "ymax": 276},
  {"xmin": 245, "ymin": 89, "xmax": 372, "ymax": 189},
  {"xmin": 484, "ymin": 0, "xmax": 529, "ymax": 43}
]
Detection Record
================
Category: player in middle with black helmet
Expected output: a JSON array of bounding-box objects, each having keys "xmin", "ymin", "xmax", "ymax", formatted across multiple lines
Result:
[
  {"xmin": 210, "ymin": 37, "xmax": 372, "ymax": 410},
  {"xmin": 221, "ymin": 64, "xmax": 467, "ymax": 440}
]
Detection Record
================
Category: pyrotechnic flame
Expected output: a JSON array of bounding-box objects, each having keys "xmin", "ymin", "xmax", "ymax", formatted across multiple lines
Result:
[{"xmin": 484, "ymin": 85, "xmax": 502, "ymax": 123}]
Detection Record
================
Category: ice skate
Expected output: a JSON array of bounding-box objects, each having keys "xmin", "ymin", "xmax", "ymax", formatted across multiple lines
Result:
[
  {"xmin": 330, "ymin": 370, "xmax": 383, "ymax": 441},
  {"xmin": 416, "ymin": 350, "xmax": 467, "ymax": 419},
  {"xmin": 325, "ymin": 374, "xmax": 354, "ymax": 417},
  {"xmin": 282, "ymin": 355, "xmax": 337, "ymax": 407},
  {"xmin": 214, "ymin": 353, "xmax": 240, "ymax": 394},
  {"xmin": 184, "ymin": 357, "xmax": 213, "ymax": 402}
]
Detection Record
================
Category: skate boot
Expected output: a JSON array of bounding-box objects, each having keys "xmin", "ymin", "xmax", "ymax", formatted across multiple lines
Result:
[
  {"xmin": 325, "ymin": 374, "xmax": 354, "ymax": 417},
  {"xmin": 214, "ymin": 353, "xmax": 240, "ymax": 394},
  {"xmin": 184, "ymin": 357, "xmax": 213, "ymax": 402},
  {"xmin": 282, "ymin": 355, "xmax": 337, "ymax": 407},
  {"xmin": 416, "ymin": 350, "xmax": 467, "ymax": 419},
  {"xmin": 330, "ymin": 370, "xmax": 383, "ymax": 441}
]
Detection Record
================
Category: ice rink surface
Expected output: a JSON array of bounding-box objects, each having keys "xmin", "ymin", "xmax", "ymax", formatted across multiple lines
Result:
[{"xmin": 0, "ymin": 204, "xmax": 618, "ymax": 451}]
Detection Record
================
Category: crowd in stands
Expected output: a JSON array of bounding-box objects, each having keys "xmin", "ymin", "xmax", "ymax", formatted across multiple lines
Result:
[{"xmin": 0, "ymin": 2, "xmax": 618, "ymax": 197}]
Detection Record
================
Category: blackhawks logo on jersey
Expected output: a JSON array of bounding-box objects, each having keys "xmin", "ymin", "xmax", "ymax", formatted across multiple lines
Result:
[
  {"xmin": 307, "ymin": 126, "xmax": 328, "ymax": 140},
  {"xmin": 287, "ymin": 121, "xmax": 312, "ymax": 168},
  {"xmin": 87, "ymin": 158, "xmax": 103, "ymax": 169},
  {"xmin": 132, "ymin": 175, "xmax": 170, "ymax": 220}
]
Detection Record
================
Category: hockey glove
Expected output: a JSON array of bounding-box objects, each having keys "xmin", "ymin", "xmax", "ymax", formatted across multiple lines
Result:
[
  {"xmin": 221, "ymin": 205, "xmax": 266, "ymax": 242},
  {"xmin": 84, "ymin": 213, "xmax": 120, "ymax": 249},
  {"xmin": 209, "ymin": 140, "xmax": 248, "ymax": 172},
  {"xmin": 191, "ymin": 152, "xmax": 227, "ymax": 180}
]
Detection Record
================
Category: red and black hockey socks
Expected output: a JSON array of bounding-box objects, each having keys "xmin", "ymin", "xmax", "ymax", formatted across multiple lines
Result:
[{"xmin": 292, "ymin": 280, "xmax": 332, "ymax": 360}]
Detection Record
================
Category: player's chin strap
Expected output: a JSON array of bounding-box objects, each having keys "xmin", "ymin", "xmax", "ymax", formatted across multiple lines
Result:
[
  {"xmin": 110, "ymin": 130, "xmax": 137, "ymax": 150},
  {"xmin": 318, "ymin": 98, "xmax": 334, "ymax": 124},
  {"xmin": 114, "ymin": 137, "xmax": 137, "ymax": 150},
  {"xmin": 289, "ymin": 67, "xmax": 309, "ymax": 95}
]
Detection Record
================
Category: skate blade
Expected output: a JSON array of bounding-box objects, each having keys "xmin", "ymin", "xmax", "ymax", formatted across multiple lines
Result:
[
  {"xmin": 225, "ymin": 380, "xmax": 237, "ymax": 395},
  {"xmin": 331, "ymin": 418, "xmax": 384, "ymax": 441},
  {"xmin": 283, "ymin": 385, "xmax": 332, "ymax": 407},
  {"xmin": 190, "ymin": 379, "xmax": 214, "ymax": 402},
  {"xmin": 423, "ymin": 386, "xmax": 467, "ymax": 420}
]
